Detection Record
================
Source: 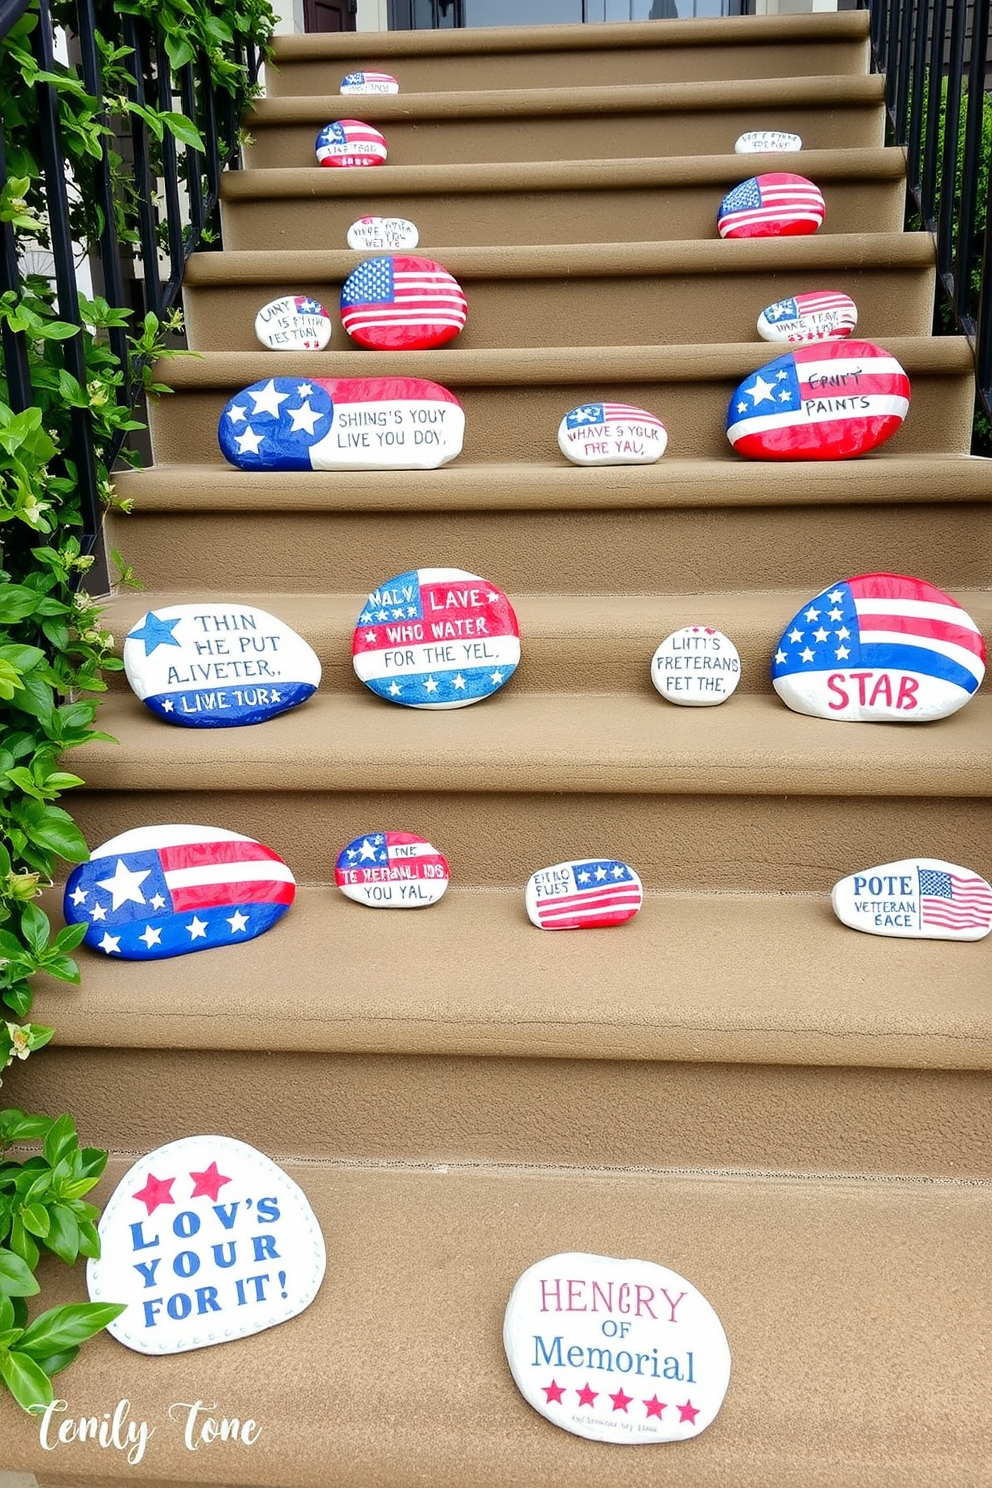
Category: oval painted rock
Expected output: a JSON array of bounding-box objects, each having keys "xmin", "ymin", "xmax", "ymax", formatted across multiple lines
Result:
[
  {"xmin": 87, "ymin": 1135, "xmax": 325, "ymax": 1354},
  {"xmin": 353, "ymin": 568, "xmax": 520, "ymax": 708},
  {"xmin": 347, "ymin": 215, "xmax": 420, "ymax": 252},
  {"xmin": 718, "ymin": 173, "xmax": 824, "ymax": 239},
  {"xmin": 503, "ymin": 1251, "xmax": 731, "ymax": 1443},
  {"xmin": 735, "ymin": 129, "xmax": 802, "ymax": 154},
  {"xmin": 651, "ymin": 626, "xmax": 741, "ymax": 706},
  {"xmin": 340, "ymin": 255, "xmax": 467, "ymax": 350},
  {"xmin": 557, "ymin": 402, "xmax": 667, "ymax": 466},
  {"xmin": 254, "ymin": 294, "xmax": 332, "ymax": 352},
  {"xmin": 772, "ymin": 574, "xmax": 986, "ymax": 722},
  {"xmin": 757, "ymin": 290, "xmax": 857, "ymax": 345},
  {"xmin": 340, "ymin": 69, "xmax": 399, "ymax": 95},
  {"xmin": 219, "ymin": 376, "xmax": 464, "ymax": 471},
  {"xmin": 64, "ymin": 825, "xmax": 296, "ymax": 961},
  {"xmin": 315, "ymin": 119, "xmax": 387, "ymax": 168},
  {"xmin": 832, "ymin": 857, "xmax": 992, "ymax": 941},
  {"xmin": 727, "ymin": 341, "xmax": 909, "ymax": 460},
  {"xmin": 525, "ymin": 859, "xmax": 642, "ymax": 931},
  {"xmin": 123, "ymin": 602, "xmax": 321, "ymax": 728},
  {"xmin": 335, "ymin": 831, "xmax": 450, "ymax": 908}
]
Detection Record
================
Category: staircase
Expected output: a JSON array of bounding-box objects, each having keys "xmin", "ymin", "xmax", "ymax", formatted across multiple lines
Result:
[{"xmin": 4, "ymin": 11, "xmax": 991, "ymax": 1485}]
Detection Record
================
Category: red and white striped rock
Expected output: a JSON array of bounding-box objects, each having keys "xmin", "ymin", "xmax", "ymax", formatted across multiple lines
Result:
[
  {"xmin": 757, "ymin": 291, "xmax": 857, "ymax": 345},
  {"xmin": 525, "ymin": 858, "xmax": 642, "ymax": 931}
]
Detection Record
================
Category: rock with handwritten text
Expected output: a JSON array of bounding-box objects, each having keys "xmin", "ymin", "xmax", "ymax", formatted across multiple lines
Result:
[
  {"xmin": 340, "ymin": 70, "xmax": 399, "ymax": 94},
  {"xmin": 718, "ymin": 173, "xmax": 824, "ymax": 238},
  {"xmin": 525, "ymin": 859, "xmax": 643, "ymax": 930},
  {"xmin": 757, "ymin": 290, "xmax": 857, "ymax": 345},
  {"xmin": 254, "ymin": 294, "xmax": 332, "ymax": 351},
  {"xmin": 335, "ymin": 831, "xmax": 450, "ymax": 908},
  {"xmin": 341, "ymin": 255, "xmax": 468, "ymax": 350},
  {"xmin": 651, "ymin": 626, "xmax": 741, "ymax": 706},
  {"xmin": 87, "ymin": 1135, "xmax": 325, "ymax": 1354},
  {"xmin": 503, "ymin": 1252, "xmax": 731, "ymax": 1444},
  {"xmin": 124, "ymin": 603, "xmax": 320, "ymax": 727},
  {"xmin": 557, "ymin": 402, "xmax": 668, "ymax": 465},
  {"xmin": 735, "ymin": 129, "xmax": 802, "ymax": 153},
  {"xmin": 347, "ymin": 215, "xmax": 420, "ymax": 251},
  {"xmin": 832, "ymin": 857, "xmax": 992, "ymax": 941},
  {"xmin": 315, "ymin": 119, "xmax": 387, "ymax": 168}
]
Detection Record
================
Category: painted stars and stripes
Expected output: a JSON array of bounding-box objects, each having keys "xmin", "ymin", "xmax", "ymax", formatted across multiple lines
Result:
[
  {"xmin": 919, "ymin": 868, "xmax": 992, "ymax": 934},
  {"xmin": 339, "ymin": 70, "xmax": 399, "ymax": 94},
  {"xmin": 717, "ymin": 173, "xmax": 825, "ymax": 239},
  {"xmin": 314, "ymin": 118, "xmax": 388, "ymax": 168},
  {"xmin": 525, "ymin": 859, "xmax": 643, "ymax": 931},
  {"xmin": 757, "ymin": 291, "xmax": 858, "ymax": 344},
  {"xmin": 565, "ymin": 403, "xmax": 666, "ymax": 432},
  {"xmin": 558, "ymin": 402, "xmax": 668, "ymax": 464},
  {"xmin": 340, "ymin": 256, "xmax": 468, "ymax": 350},
  {"xmin": 334, "ymin": 831, "xmax": 450, "ymax": 908}
]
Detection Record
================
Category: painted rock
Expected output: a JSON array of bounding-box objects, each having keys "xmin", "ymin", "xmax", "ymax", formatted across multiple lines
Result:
[
  {"xmin": 772, "ymin": 574, "xmax": 985, "ymax": 722},
  {"xmin": 340, "ymin": 69, "xmax": 399, "ymax": 94},
  {"xmin": 525, "ymin": 859, "xmax": 642, "ymax": 931},
  {"xmin": 340, "ymin": 255, "xmax": 467, "ymax": 350},
  {"xmin": 315, "ymin": 119, "xmax": 387, "ymax": 168},
  {"xmin": 87, "ymin": 1135, "xmax": 325, "ymax": 1355},
  {"xmin": 557, "ymin": 402, "xmax": 667, "ymax": 466},
  {"xmin": 347, "ymin": 215, "xmax": 420, "ymax": 252},
  {"xmin": 219, "ymin": 376, "xmax": 464, "ymax": 471},
  {"xmin": 727, "ymin": 341, "xmax": 909, "ymax": 460},
  {"xmin": 757, "ymin": 290, "xmax": 858, "ymax": 345},
  {"xmin": 335, "ymin": 831, "xmax": 449, "ymax": 908},
  {"xmin": 718, "ymin": 173, "xmax": 824, "ymax": 239},
  {"xmin": 832, "ymin": 858, "xmax": 992, "ymax": 941},
  {"xmin": 503, "ymin": 1251, "xmax": 731, "ymax": 1444},
  {"xmin": 353, "ymin": 568, "xmax": 520, "ymax": 708},
  {"xmin": 124, "ymin": 603, "xmax": 321, "ymax": 728},
  {"xmin": 651, "ymin": 626, "xmax": 741, "ymax": 706},
  {"xmin": 64, "ymin": 825, "xmax": 296, "ymax": 960},
  {"xmin": 254, "ymin": 294, "xmax": 332, "ymax": 352},
  {"xmin": 735, "ymin": 129, "xmax": 802, "ymax": 153}
]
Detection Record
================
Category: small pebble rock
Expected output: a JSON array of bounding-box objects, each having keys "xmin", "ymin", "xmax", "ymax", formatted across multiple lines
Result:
[
  {"xmin": 254, "ymin": 294, "xmax": 332, "ymax": 351},
  {"xmin": 525, "ymin": 858, "xmax": 642, "ymax": 930},
  {"xmin": 651, "ymin": 626, "xmax": 741, "ymax": 706},
  {"xmin": 347, "ymin": 215, "xmax": 420, "ymax": 251},
  {"xmin": 757, "ymin": 290, "xmax": 857, "ymax": 344},
  {"xmin": 735, "ymin": 129, "xmax": 802, "ymax": 153},
  {"xmin": 335, "ymin": 831, "xmax": 450, "ymax": 908},
  {"xmin": 557, "ymin": 402, "xmax": 667, "ymax": 465},
  {"xmin": 315, "ymin": 119, "xmax": 387, "ymax": 167},
  {"xmin": 832, "ymin": 857, "xmax": 992, "ymax": 941},
  {"xmin": 340, "ymin": 70, "xmax": 399, "ymax": 94}
]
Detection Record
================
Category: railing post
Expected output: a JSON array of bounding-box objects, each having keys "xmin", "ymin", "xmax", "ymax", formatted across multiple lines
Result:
[
  {"xmin": 953, "ymin": 0, "xmax": 991, "ymax": 337},
  {"xmin": 122, "ymin": 11, "xmax": 163, "ymax": 321},
  {"xmin": 936, "ymin": 0, "xmax": 969, "ymax": 292},
  {"xmin": 0, "ymin": 121, "xmax": 33, "ymax": 416}
]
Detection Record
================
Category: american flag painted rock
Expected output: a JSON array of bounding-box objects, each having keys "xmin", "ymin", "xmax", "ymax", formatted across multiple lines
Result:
[
  {"xmin": 525, "ymin": 859, "xmax": 643, "ymax": 931},
  {"xmin": 335, "ymin": 832, "xmax": 450, "ymax": 908},
  {"xmin": 727, "ymin": 341, "xmax": 909, "ymax": 460},
  {"xmin": 735, "ymin": 129, "xmax": 802, "ymax": 154},
  {"xmin": 253, "ymin": 294, "xmax": 332, "ymax": 351},
  {"xmin": 772, "ymin": 573, "xmax": 986, "ymax": 722},
  {"xmin": 218, "ymin": 376, "xmax": 464, "ymax": 471},
  {"xmin": 832, "ymin": 858, "xmax": 992, "ymax": 942},
  {"xmin": 557, "ymin": 402, "xmax": 668, "ymax": 465},
  {"xmin": 717, "ymin": 173, "xmax": 824, "ymax": 239},
  {"xmin": 756, "ymin": 290, "xmax": 858, "ymax": 345},
  {"xmin": 353, "ymin": 567, "xmax": 520, "ymax": 709},
  {"xmin": 340, "ymin": 256, "xmax": 467, "ymax": 350},
  {"xmin": 123, "ymin": 602, "xmax": 321, "ymax": 728},
  {"xmin": 347, "ymin": 215, "xmax": 420, "ymax": 252},
  {"xmin": 651, "ymin": 626, "xmax": 741, "ymax": 707},
  {"xmin": 64, "ymin": 826, "xmax": 296, "ymax": 961},
  {"xmin": 87, "ymin": 1135, "xmax": 325, "ymax": 1355},
  {"xmin": 340, "ymin": 70, "xmax": 399, "ymax": 94},
  {"xmin": 315, "ymin": 119, "xmax": 387, "ymax": 168}
]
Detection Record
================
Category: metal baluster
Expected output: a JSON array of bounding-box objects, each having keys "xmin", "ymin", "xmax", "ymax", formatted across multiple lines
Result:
[
  {"xmin": 936, "ymin": 0, "xmax": 969, "ymax": 293},
  {"xmin": 893, "ymin": 0, "xmax": 917, "ymax": 140},
  {"xmin": 952, "ymin": 0, "xmax": 990, "ymax": 337},
  {"xmin": 123, "ymin": 12, "xmax": 162, "ymax": 319},
  {"xmin": 0, "ymin": 121, "xmax": 33, "ymax": 414},
  {"xmin": 200, "ymin": 57, "xmax": 220, "ymax": 215},
  {"xmin": 906, "ymin": 0, "xmax": 931, "ymax": 201},
  {"xmin": 155, "ymin": 31, "xmax": 185, "ymax": 308},
  {"xmin": 921, "ymin": 0, "xmax": 949, "ymax": 230},
  {"xmin": 975, "ymin": 205, "xmax": 992, "ymax": 418},
  {"xmin": 180, "ymin": 64, "xmax": 204, "ymax": 243},
  {"xmin": 75, "ymin": 0, "xmax": 129, "ymax": 373}
]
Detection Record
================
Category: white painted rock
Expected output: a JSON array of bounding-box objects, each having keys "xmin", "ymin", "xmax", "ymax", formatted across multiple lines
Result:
[
  {"xmin": 557, "ymin": 402, "xmax": 667, "ymax": 465},
  {"xmin": 772, "ymin": 574, "xmax": 985, "ymax": 722},
  {"xmin": 87, "ymin": 1135, "xmax": 325, "ymax": 1355},
  {"xmin": 340, "ymin": 70, "xmax": 399, "ymax": 94},
  {"xmin": 651, "ymin": 627, "xmax": 741, "ymax": 706},
  {"xmin": 832, "ymin": 858, "xmax": 992, "ymax": 941},
  {"xmin": 335, "ymin": 831, "xmax": 449, "ymax": 908},
  {"xmin": 124, "ymin": 603, "xmax": 320, "ymax": 727},
  {"xmin": 503, "ymin": 1252, "xmax": 731, "ymax": 1444},
  {"xmin": 347, "ymin": 215, "xmax": 420, "ymax": 251},
  {"xmin": 735, "ymin": 129, "xmax": 802, "ymax": 153},
  {"xmin": 254, "ymin": 294, "xmax": 332, "ymax": 351},
  {"xmin": 525, "ymin": 859, "xmax": 642, "ymax": 931},
  {"xmin": 757, "ymin": 291, "xmax": 858, "ymax": 345},
  {"xmin": 315, "ymin": 119, "xmax": 387, "ymax": 168}
]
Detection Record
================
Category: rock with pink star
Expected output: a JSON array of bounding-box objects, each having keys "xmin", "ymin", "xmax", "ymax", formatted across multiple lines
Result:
[{"xmin": 651, "ymin": 626, "xmax": 741, "ymax": 706}]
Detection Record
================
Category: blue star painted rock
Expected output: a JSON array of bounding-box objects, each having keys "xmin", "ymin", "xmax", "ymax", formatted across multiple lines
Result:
[
  {"xmin": 347, "ymin": 216, "xmax": 420, "ymax": 251},
  {"xmin": 727, "ymin": 341, "xmax": 909, "ymax": 460},
  {"xmin": 525, "ymin": 859, "xmax": 643, "ymax": 931},
  {"xmin": 254, "ymin": 294, "xmax": 332, "ymax": 351},
  {"xmin": 772, "ymin": 574, "xmax": 986, "ymax": 722},
  {"xmin": 123, "ymin": 603, "xmax": 321, "ymax": 727},
  {"xmin": 315, "ymin": 119, "xmax": 387, "ymax": 168},
  {"xmin": 218, "ymin": 376, "xmax": 464, "ymax": 471},
  {"xmin": 832, "ymin": 858, "xmax": 992, "ymax": 941},
  {"xmin": 335, "ymin": 831, "xmax": 450, "ymax": 908},
  {"xmin": 756, "ymin": 291, "xmax": 857, "ymax": 345},
  {"xmin": 718, "ymin": 173, "xmax": 824, "ymax": 239},
  {"xmin": 352, "ymin": 568, "xmax": 520, "ymax": 708},
  {"xmin": 340, "ymin": 256, "xmax": 468, "ymax": 350},
  {"xmin": 557, "ymin": 402, "xmax": 667, "ymax": 465},
  {"xmin": 64, "ymin": 825, "xmax": 296, "ymax": 961},
  {"xmin": 735, "ymin": 129, "xmax": 802, "ymax": 154},
  {"xmin": 340, "ymin": 70, "xmax": 399, "ymax": 94}
]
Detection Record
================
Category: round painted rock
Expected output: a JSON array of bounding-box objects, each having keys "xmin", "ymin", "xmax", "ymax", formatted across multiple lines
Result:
[
  {"xmin": 347, "ymin": 215, "xmax": 420, "ymax": 252},
  {"xmin": 64, "ymin": 825, "xmax": 296, "ymax": 961},
  {"xmin": 340, "ymin": 256, "xmax": 467, "ymax": 350},
  {"xmin": 557, "ymin": 402, "xmax": 667, "ymax": 466},
  {"xmin": 123, "ymin": 602, "xmax": 321, "ymax": 728},
  {"xmin": 335, "ymin": 831, "xmax": 450, "ymax": 908},
  {"xmin": 525, "ymin": 859, "xmax": 642, "ymax": 931},
  {"xmin": 315, "ymin": 119, "xmax": 387, "ymax": 168},
  {"xmin": 718, "ymin": 173, "xmax": 824, "ymax": 239},
  {"xmin": 219, "ymin": 376, "xmax": 464, "ymax": 471},
  {"xmin": 727, "ymin": 341, "xmax": 909, "ymax": 460},
  {"xmin": 772, "ymin": 573, "xmax": 986, "ymax": 722},
  {"xmin": 735, "ymin": 129, "xmax": 802, "ymax": 154},
  {"xmin": 757, "ymin": 290, "xmax": 857, "ymax": 345},
  {"xmin": 340, "ymin": 70, "xmax": 399, "ymax": 94},
  {"xmin": 832, "ymin": 857, "xmax": 992, "ymax": 941},
  {"xmin": 503, "ymin": 1252, "xmax": 732, "ymax": 1444},
  {"xmin": 651, "ymin": 626, "xmax": 741, "ymax": 707},
  {"xmin": 254, "ymin": 294, "xmax": 332, "ymax": 351},
  {"xmin": 87, "ymin": 1135, "xmax": 325, "ymax": 1355},
  {"xmin": 353, "ymin": 568, "xmax": 520, "ymax": 708}
]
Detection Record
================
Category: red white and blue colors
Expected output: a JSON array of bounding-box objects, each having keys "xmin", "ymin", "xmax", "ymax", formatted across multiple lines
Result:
[
  {"xmin": 335, "ymin": 832, "xmax": 450, "ymax": 908},
  {"xmin": 832, "ymin": 858, "xmax": 992, "ymax": 942},
  {"xmin": 253, "ymin": 294, "xmax": 332, "ymax": 351},
  {"xmin": 772, "ymin": 574, "xmax": 986, "ymax": 722},
  {"xmin": 756, "ymin": 290, "xmax": 858, "ymax": 344},
  {"xmin": 717, "ymin": 172, "xmax": 825, "ymax": 239},
  {"xmin": 727, "ymin": 341, "xmax": 909, "ymax": 460},
  {"xmin": 352, "ymin": 567, "xmax": 520, "ymax": 708},
  {"xmin": 340, "ymin": 70, "xmax": 399, "ymax": 94},
  {"xmin": 64, "ymin": 826, "xmax": 296, "ymax": 961},
  {"xmin": 340, "ymin": 256, "xmax": 468, "ymax": 350},
  {"xmin": 315, "ymin": 119, "xmax": 387, "ymax": 167},
  {"xmin": 525, "ymin": 859, "xmax": 643, "ymax": 931},
  {"xmin": 557, "ymin": 402, "xmax": 668, "ymax": 465}
]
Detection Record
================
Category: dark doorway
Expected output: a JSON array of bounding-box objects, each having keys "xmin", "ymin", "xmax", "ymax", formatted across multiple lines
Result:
[{"xmin": 304, "ymin": 0, "xmax": 357, "ymax": 30}]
